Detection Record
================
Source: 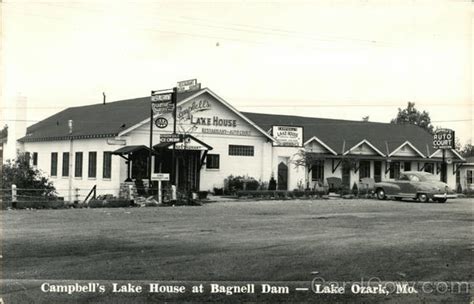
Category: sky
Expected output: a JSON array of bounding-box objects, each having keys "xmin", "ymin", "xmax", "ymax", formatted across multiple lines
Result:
[{"xmin": 1, "ymin": 0, "xmax": 473, "ymax": 144}]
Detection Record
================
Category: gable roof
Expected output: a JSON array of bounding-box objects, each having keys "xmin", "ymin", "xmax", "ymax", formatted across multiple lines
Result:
[
  {"xmin": 242, "ymin": 112, "xmax": 436, "ymax": 157},
  {"xmin": 19, "ymin": 90, "xmax": 206, "ymax": 142},
  {"xmin": 118, "ymin": 88, "xmax": 276, "ymax": 142},
  {"xmin": 388, "ymin": 140, "xmax": 426, "ymax": 158}
]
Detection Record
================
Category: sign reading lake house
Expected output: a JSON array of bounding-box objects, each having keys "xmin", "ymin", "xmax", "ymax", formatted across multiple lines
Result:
[
  {"xmin": 177, "ymin": 99, "xmax": 251, "ymax": 137},
  {"xmin": 272, "ymin": 126, "xmax": 303, "ymax": 147},
  {"xmin": 433, "ymin": 128, "xmax": 455, "ymax": 149}
]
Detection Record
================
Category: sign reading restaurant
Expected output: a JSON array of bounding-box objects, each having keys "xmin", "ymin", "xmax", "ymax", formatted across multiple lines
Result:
[
  {"xmin": 433, "ymin": 128, "xmax": 455, "ymax": 149},
  {"xmin": 272, "ymin": 125, "xmax": 303, "ymax": 147}
]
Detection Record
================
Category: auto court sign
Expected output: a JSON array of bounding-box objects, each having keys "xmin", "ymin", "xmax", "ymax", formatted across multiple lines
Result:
[
  {"xmin": 433, "ymin": 128, "xmax": 455, "ymax": 149},
  {"xmin": 272, "ymin": 125, "xmax": 303, "ymax": 147}
]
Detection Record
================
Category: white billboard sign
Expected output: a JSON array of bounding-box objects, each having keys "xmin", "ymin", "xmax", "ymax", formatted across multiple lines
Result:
[{"xmin": 272, "ymin": 126, "xmax": 303, "ymax": 147}]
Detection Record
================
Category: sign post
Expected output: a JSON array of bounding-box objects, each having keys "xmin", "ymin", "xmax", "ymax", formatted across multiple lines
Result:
[{"xmin": 151, "ymin": 173, "xmax": 170, "ymax": 204}]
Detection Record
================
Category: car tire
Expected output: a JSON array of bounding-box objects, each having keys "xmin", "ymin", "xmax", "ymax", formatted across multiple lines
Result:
[
  {"xmin": 418, "ymin": 193, "xmax": 429, "ymax": 203},
  {"xmin": 435, "ymin": 198, "xmax": 447, "ymax": 203},
  {"xmin": 376, "ymin": 188, "xmax": 386, "ymax": 200}
]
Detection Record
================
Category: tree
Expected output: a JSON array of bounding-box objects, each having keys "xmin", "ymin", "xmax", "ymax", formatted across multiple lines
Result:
[
  {"xmin": 0, "ymin": 125, "xmax": 7, "ymax": 140},
  {"xmin": 1, "ymin": 153, "xmax": 56, "ymax": 199},
  {"xmin": 460, "ymin": 143, "xmax": 474, "ymax": 158},
  {"xmin": 390, "ymin": 102, "xmax": 434, "ymax": 134}
]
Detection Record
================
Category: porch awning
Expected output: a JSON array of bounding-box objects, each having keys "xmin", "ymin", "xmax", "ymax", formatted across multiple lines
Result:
[
  {"xmin": 112, "ymin": 145, "xmax": 157, "ymax": 155},
  {"xmin": 154, "ymin": 135, "xmax": 213, "ymax": 151}
]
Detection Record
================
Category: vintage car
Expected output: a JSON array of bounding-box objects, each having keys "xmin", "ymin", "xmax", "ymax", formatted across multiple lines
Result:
[{"xmin": 374, "ymin": 171, "xmax": 456, "ymax": 203}]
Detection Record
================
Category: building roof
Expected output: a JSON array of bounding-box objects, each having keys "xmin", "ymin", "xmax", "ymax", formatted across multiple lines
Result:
[
  {"xmin": 19, "ymin": 89, "xmax": 441, "ymax": 157},
  {"xmin": 464, "ymin": 156, "xmax": 474, "ymax": 164},
  {"xmin": 241, "ymin": 112, "xmax": 436, "ymax": 156},
  {"xmin": 19, "ymin": 90, "xmax": 204, "ymax": 142}
]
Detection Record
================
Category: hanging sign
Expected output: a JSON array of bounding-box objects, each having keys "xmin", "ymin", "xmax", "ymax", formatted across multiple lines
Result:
[
  {"xmin": 433, "ymin": 129, "xmax": 455, "ymax": 149},
  {"xmin": 155, "ymin": 117, "xmax": 168, "ymax": 129},
  {"xmin": 160, "ymin": 134, "xmax": 183, "ymax": 143},
  {"xmin": 151, "ymin": 91, "xmax": 174, "ymax": 115}
]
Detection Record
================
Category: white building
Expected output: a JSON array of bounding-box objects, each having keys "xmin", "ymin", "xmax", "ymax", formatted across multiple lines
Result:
[{"xmin": 17, "ymin": 87, "xmax": 465, "ymax": 201}]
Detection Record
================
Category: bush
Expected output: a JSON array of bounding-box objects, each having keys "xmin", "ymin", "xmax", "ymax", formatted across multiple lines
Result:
[
  {"xmin": 268, "ymin": 176, "xmax": 277, "ymax": 191},
  {"xmin": 213, "ymin": 187, "xmax": 224, "ymax": 195},
  {"xmin": 89, "ymin": 198, "xmax": 131, "ymax": 208},
  {"xmin": 1, "ymin": 153, "xmax": 57, "ymax": 201},
  {"xmin": 11, "ymin": 197, "xmax": 66, "ymax": 209},
  {"xmin": 352, "ymin": 183, "xmax": 359, "ymax": 196},
  {"xmin": 225, "ymin": 175, "xmax": 261, "ymax": 194}
]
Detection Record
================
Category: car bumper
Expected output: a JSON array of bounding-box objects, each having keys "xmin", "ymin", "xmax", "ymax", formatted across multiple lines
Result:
[{"xmin": 432, "ymin": 193, "xmax": 457, "ymax": 199}]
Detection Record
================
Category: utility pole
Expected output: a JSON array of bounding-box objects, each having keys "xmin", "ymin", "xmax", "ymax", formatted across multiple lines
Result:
[
  {"xmin": 149, "ymin": 94, "xmax": 154, "ymax": 187},
  {"xmin": 68, "ymin": 120, "xmax": 73, "ymax": 203},
  {"xmin": 171, "ymin": 87, "xmax": 178, "ymax": 187}
]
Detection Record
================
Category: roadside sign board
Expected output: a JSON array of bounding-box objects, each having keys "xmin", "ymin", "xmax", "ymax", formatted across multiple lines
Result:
[
  {"xmin": 271, "ymin": 125, "xmax": 304, "ymax": 147},
  {"xmin": 177, "ymin": 79, "xmax": 201, "ymax": 93},
  {"xmin": 151, "ymin": 102, "xmax": 174, "ymax": 115},
  {"xmin": 155, "ymin": 117, "xmax": 168, "ymax": 129},
  {"xmin": 160, "ymin": 134, "xmax": 183, "ymax": 143},
  {"xmin": 151, "ymin": 173, "xmax": 170, "ymax": 181},
  {"xmin": 433, "ymin": 129, "xmax": 455, "ymax": 149},
  {"xmin": 151, "ymin": 93, "xmax": 172, "ymax": 102}
]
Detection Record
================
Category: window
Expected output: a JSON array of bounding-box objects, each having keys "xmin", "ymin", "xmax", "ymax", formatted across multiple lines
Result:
[
  {"xmin": 103, "ymin": 152, "xmax": 112, "ymax": 179},
  {"xmin": 424, "ymin": 163, "xmax": 434, "ymax": 174},
  {"xmin": 25, "ymin": 152, "xmax": 31, "ymax": 165},
  {"xmin": 206, "ymin": 154, "xmax": 220, "ymax": 169},
  {"xmin": 359, "ymin": 161, "xmax": 371, "ymax": 179},
  {"xmin": 75, "ymin": 152, "xmax": 83, "ymax": 178},
  {"xmin": 311, "ymin": 161, "xmax": 324, "ymax": 183},
  {"xmin": 228, "ymin": 145, "xmax": 254, "ymax": 156},
  {"xmin": 32, "ymin": 152, "xmax": 38, "ymax": 166},
  {"xmin": 62, "ymin": 152, "xmax": 70, "ymax": 177},
  {"xmin": 51, "ymin": 153, "xmax": 58, "ymax": 176},
  {"xmin": 467, "ymin": 170, "xmax": 473, "ymax": 184},
  {"xmin": 389, "ymin": 161, "xmax": 400, "ymax": 179},
  {"xmin": 88, "ymin": 152, "xmax": 97, "ymax": 178},
  {"xmin": 404, "ymin": 161, "xmax": 411, "ymax": 171}
]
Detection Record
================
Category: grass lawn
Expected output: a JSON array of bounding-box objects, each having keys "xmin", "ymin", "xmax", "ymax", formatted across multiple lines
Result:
[{"xmin": 1, "ymin": 198, "xmax": 473, "ymax": 303}]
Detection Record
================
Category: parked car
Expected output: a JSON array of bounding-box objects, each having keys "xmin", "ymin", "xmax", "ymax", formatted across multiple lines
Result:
[{"xmin": 374, "ymin": 171, "xmax": 456, "ymax": 203}]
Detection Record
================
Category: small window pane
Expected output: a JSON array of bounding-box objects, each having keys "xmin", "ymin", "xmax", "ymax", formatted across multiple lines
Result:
[
  {"xmin": 206, "ymin": 154, "xmax": 220, "ymax": 169},
  {"xmin": 103, "ymin": 152, "xmax": 112, "ymax": 179},
  {"xmin": 51, "ymin": 153, "xmax": 58, "ymax": 176},
  {"xmin": 228, "ymin": 145, "xmax": 254, "ymax": 156},
  {"xmin": 75, "ymin": 152, "xmax": 83, "ymax": 177},
  {"xmin": 62, "ymin": 152, "xmax": 70, "ymax": 177},
  {"xmin": 32, "ymin": 152, "xmax": 38, "ymax": 166},
  {"xmin": 88, "ymin": 152, "xmax": 97, "ymax": 178}
]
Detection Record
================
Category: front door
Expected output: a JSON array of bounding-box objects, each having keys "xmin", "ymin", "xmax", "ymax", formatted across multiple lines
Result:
[
  {"xmin": 277, "ymin": 161, "xmax": 288, "ymax": 190},
  {"xmin": 374, "ymin": 161, "xmax": 382, "ymax": 182},
  {"xmin": 342, "ymin": 162, "xmax": 351, "ymax": 189},
  {"xmin": 440, "ymin": 163, "xmax": 447, "ymax": 183},
  {"xmin": 176, "ymin": 150, "xmax": 201, "ymax": 192}
]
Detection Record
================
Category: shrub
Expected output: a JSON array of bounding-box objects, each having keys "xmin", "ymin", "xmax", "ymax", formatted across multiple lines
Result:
[
  {"xmin": 225, "ymin": 175, "xmax": 261, "ymax": 194},
  {"xmin": 268, "ymin": 176, "xmax": 277, "ymax": 191},
  {"xmin": 88, "ymin": 198, "xmax": 131, "ymax": 208},
  {"xmin": 1, "ymin": 153, "xmax": 57, "ymax": 202},
  {"xmin": 352, "ymin": 182, "xmax": 359, "ymax": 196},
  {"xmin": 213, "ymin": 187, "xmax": 224, "ymax": 195}
]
